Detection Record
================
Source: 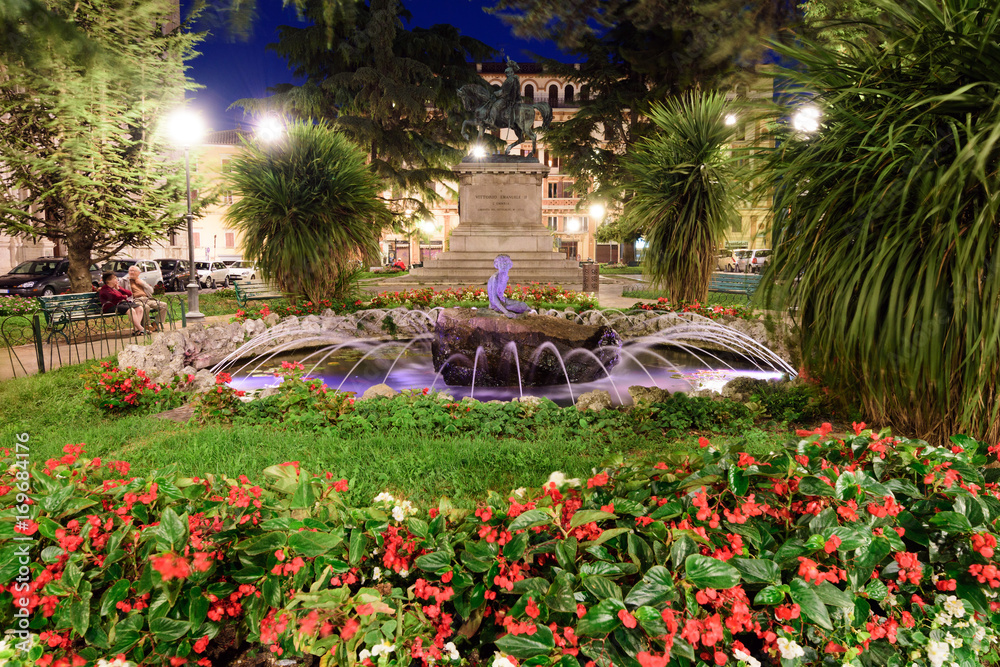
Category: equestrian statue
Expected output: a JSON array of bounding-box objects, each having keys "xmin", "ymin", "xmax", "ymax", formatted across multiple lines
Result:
[{"xmin": 459, "ymin": 58, "xmax": 553, "ymax": 156}]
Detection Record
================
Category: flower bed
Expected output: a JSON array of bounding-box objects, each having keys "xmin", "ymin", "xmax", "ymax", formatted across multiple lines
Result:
[
  {"xmin": 368, "ymin": 284, "xmax": 598, "ymax": 311},
  {"xmin": 633, "ymin": 298, "xmax": 756, "ymax": 321},
  {"xmin": 0, "ymin": 295, "xmax": 42, "ymax": 317},
  {"xmin": 2, "ymin": 425, "xmax": 998, "ymax": 667}
]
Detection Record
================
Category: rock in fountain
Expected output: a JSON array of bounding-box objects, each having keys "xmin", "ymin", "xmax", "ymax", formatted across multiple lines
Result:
[{"xmin": 431, "ymin": 308, "xmax": 621, "ymax": 386}]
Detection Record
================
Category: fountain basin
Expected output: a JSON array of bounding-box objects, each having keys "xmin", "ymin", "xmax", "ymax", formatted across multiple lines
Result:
[{"xmin": 431, "ymin": 308, "xmax": 621, "ymax": 386}]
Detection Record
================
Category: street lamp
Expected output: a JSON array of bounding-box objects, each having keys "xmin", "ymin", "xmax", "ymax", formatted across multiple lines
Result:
[
  {"xmin": 167, "ymin": 109, "xmax": 206, "ymax": 322},
  {"xmin": 257, "ymin": 116, "xmax": 284, "ymax": 143},
  {"xmin": 792, "ymin": 105, "xmax": 821, "ymax": 135},
  {"xmin": 470, "ymin": 144, "xmax": 487, "ymax": 159}
]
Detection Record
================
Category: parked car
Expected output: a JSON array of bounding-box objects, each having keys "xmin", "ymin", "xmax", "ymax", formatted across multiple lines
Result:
[
  {"xmin": 195, "ymin": 261, "xmax": 230, "ymax": 289},
  {"xmin": 716, "ymin": 251, "xmax": 739, "ymax": 272},
  {"xmin": 155, "ymin": 258, "xmax": 192, "ymax": 292},
  {"xmin": 735, "ymin": 248, "xmax": 772, "ymax": 273},
  {"xmin": 225, "ymin": 260, "xmax": 258, "ymax": 283},
  {"xmin": 102, "ymin": 258, "xmax": 164, "ymax": 292},
  {"xmin": 0, "ymin": 257, "xmax": 102, "ymax": 297}
]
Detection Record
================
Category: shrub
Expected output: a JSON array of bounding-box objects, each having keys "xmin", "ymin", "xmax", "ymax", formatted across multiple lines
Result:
[
  {"xmin": 0, "ymin": 296, "xmax": 42, "ymax": 317},
  {"xmin": 190, "ymin": 372, "xmax": 246, "ymax": 424},
  {"xmin": 81, "ymin": 362, "xmax": 173, "ymax": 414},
  {"xmin": 4, "ymin": 426, "xmax": 998, "ymax": 667},
  {"xmin": 368, "ymin": 285, "xmax": 598, "ymax": 311},
  {"xmin": 633, "ymin": 298, "xmax": 756, "ymax": 321}
]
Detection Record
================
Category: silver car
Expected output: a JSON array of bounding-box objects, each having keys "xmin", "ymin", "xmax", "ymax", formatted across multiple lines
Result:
[
  {"xmin": 736, "ymin": 249, "xmax": 772, "ymax": 274},
  {"xmin": 195, "ymin": 261, "xmax": 230, "ymax": 288}
]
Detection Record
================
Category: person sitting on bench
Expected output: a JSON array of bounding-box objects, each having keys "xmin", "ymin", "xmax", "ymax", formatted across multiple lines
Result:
[
  {"xmin": 97, "ymin": 272, "xmax": 146, "ymax": 335},
  {"xmin": 127, "ymin": 265, "xmax": 166, "ymax": 331}
]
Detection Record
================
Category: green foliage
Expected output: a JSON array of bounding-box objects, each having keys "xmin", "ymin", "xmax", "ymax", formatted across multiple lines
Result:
[
  {"xmin": 758, "ymin": 0, "xmax": 1000, "ymax": 443},
  {"xmin": 237, "ymin": 0, "xmax": 494, "ymax": 220},
  {"xmin": 81, "ymin": 362, "xmax": 189, "ymax": 414},
  {"xmin": 748, "ymin": 383, "xmax": 828, "ymax": 425},
  {"xmin": 224, "ymin": 121, "xmax": 393, "ymax": 303},
  {"xmin": 619, "ymin": 93, "xmax": 745, "ymax": 302},
  {"xmin": 6, "ymin": 427, "xmax": 1000, "ymax": 667},
  {"xmin": 0, "ymin": 0, "xmax": 202, "ymax": 292}
]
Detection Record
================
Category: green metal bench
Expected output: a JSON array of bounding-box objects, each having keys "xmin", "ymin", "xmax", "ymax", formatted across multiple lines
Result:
[
  {"xmin": 234, "ymin": 281, "xmax": 287, "ymax": 309},
  {"xmin": 37, "ymin": 292, "xmax": 123, "ymax": 343},
  {"xmin": 707, "ymin": 272, "xmax": 762, "ymax": 303}
]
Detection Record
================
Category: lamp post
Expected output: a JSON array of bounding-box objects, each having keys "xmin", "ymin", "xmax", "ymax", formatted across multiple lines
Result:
[
  {"xmin": 588, "ymin": 202, "xmax": 606, "ymax": 262},
  {"xmin": 167, "ymin": 110, "xmax": 206, "ymax": 321}
]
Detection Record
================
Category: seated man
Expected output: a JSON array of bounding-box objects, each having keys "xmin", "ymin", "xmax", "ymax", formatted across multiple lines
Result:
[
  {"xmin": 97, "ymin": 271, "xmax": 146, "ymax": 335},
  {"xmin": 127, "ymin": 265, "xmax": 167, "ymax": 331}
]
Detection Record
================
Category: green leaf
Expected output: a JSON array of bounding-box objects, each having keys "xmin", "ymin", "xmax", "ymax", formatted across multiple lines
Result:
[
  {"xmin": 495, "ymin": 623, "xmax": 555, "ymax": 658},
  {"xmin": 929, "ymin": 511, "xmax": 973, "ymax": 533},
  {"xmin": 291, "ymin": 472, "xmax": 316, "ymax": 509},
  {"xmin": 728, "ymin": 466, "xmax": 749, "ymax": 496},
  {"xmin": 545, "ymin": 572, "xmax": 578, "ymax": 613},
  {"xmin": 633, "ymin": 606, "xmax": 669, "ymax": 636},
  {"xmin": 788, "ymin": 578, "xmax": 833, "ymax": 631},
  {"xmin": 670, "ymin": 535, "xmax": 698, "ymax": 568},
  {"xmin": 582, "ymin": 575, "xmax": 623, "ymax": 602},
  {"xmin": 510, "ymin": 509, "xmax": 552, "ymax": 533},
  {"xmin": 159, "ymin": 508, "xmax": 188, "ymax": 551},
  {"xmin": 555, "ymin": 538, "xmax": 578, "ymax": 572},
  {"xmin": 69, "ymin": 599, "xmax": 90, "ymax": 637},
  {"xmin": 730, "ymin": 558, "xmax": 780, "ymax": 584},
  {"xmin": 814, "ymin": 582, "xmax": 854, "ymax": 609},
  {"xmin": 99, "ymin": 579, "xmax": 132, "ymax": 616},
  {"xmin": 150, "ymin": 617, "xmax": 191, "ymax": 642},
  {"xmin": 414, "ymin": 551, "xmax": 452, "ymax": 572},
  {"xmin": 570, "ymin": 510, "xmax": 617, "ymax": 529},
  {"xmin": 576, "ymin": 599, "xmax": 626, "ymax": 637},
  {"xmin": 865, "ymin": 579, "xmax": 888, "ymax": 601},
  {"xmin": 287, "ymin": 530, "xmax": 343, "ymax": 557},
  {"xmin": 240, "ymin": 532, "xmax": 286, "ymax": 556},
  {"xmin": 587, "ymin": 527, "xmax": 631, "ymax": 547},
  {"xmin": 684, "ymin": 555, "xmax": 741, "ymax": 589},
  {"xmin": 798, "ymin": 476, "xmax": 836, "ymax": 497},
  {"xmin": 348, "ymin": 528, "xmax": 366, "ymax": 566},
  {"xmin": 624, "ymin": 565, "xmax": 675, "ymax": 607},
  {"xmin": 754, "ymin": 585, "xmax": 785, "ymax": 605}
]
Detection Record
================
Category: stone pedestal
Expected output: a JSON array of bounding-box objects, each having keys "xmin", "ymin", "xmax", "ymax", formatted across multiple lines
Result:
[{"xmin": 408, "ymin": 156, "xmax": 583, "ymax": 288}]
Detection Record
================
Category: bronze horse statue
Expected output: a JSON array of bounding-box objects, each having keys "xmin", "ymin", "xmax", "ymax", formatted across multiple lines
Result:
[{"xmin": 458, "ymin": 83, "xmax": 553, "ymax": 155}]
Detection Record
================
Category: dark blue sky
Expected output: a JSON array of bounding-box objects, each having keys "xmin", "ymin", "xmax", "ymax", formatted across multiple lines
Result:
[{"xmin": 185, "ymin": 1, "xmax": 568, "ymax": 131}]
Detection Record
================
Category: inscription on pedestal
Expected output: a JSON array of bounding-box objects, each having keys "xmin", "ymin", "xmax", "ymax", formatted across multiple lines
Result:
[{"xmin": 474, "ymin": 193, "xmax": 530, "ymax": 213}]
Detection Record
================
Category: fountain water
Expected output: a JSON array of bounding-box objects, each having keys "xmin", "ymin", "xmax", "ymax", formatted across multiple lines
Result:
[{"xmin": 211, "ymin": 309, "xmax": 795, "ymax": 407}]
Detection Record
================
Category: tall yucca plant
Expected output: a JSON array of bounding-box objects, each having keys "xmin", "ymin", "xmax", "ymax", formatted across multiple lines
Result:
[
  {"xmin": 759, "ymin": 0, "xmax": 1000, "ymax": 442},
  {"xmin": 620, "ymin": 92, "xmax": 744, "ymax": 302},
  {"xmin": 225, "ymin": 121, "xmax": 393, "ymax": 303}
]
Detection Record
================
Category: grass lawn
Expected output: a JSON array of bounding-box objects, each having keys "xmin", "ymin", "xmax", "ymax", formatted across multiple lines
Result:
[{"xmin": 0, "ymin": 359, "xmax": 794, "ymax": 506}]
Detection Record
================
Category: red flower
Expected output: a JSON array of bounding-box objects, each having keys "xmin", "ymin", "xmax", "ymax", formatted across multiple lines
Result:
[
  {"xmin": 193, "ymin": 636, "xmax": 210, "ymax": 654},
  {"xmin": 824, "ymin": 535, "xmax": 842, "ymax": 554},
  {"xmin": 638, "ymin": 653, "xmax": 669, "ymax": 667},
  {"xmin": 587, "ymin": 472, "xmax": 609, "ymax": 488},
  {"xmin": 340, "ymin": 618, "xmax": 360, "ymax": 640},
  {"xmin": 152, "ymin": 553, "xmax": 192, "ymax": 582},
  {"xmin": 617, "ymin": 609, "xmax": 637, "ymax": 629},
  {"xmin": 525, "ymin": 598, "xmax": 540, "ymax": 619},
  {"xmin": 698, "ymin": 437, "xmax": 711, "ymax": 448}
]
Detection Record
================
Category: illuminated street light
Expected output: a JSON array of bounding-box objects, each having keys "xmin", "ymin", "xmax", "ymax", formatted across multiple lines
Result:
[
  {"xmin": 166, "ymin": 109, "xmax": 207, "ymax": 322},
  {"xmin": 470, "ymin": 144, "xmax": 487, "ymax": 159},
  {"xmin": 725, "ymin": 113, "xmax": 738, "ymax": 126},
  {"xmin": 792, "ymin": 105, "xmax": 821, "ymax": 135},
  {"xmin": 588, "ymin": 202, "xmax": 606, "ymax": 222},
  {"xmin": 257, "ymin": 116, "xmax": 284, "ymax": 143},
  {"xmin": 566, "ymin": 217, "xmax": 581, "ymax": 233}
]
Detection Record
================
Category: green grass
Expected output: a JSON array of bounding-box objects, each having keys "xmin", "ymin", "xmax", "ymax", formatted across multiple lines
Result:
[
  {"xmin": 0, "ymin": 359, "xmax": 792, "ymax": 506},
  {"xmin": 358, "ymin": 270, "xmax": 408, "ymax": 281},
  {"xmin": 599, "ymin": 266, "xmax": 644, "ymax": 275}
]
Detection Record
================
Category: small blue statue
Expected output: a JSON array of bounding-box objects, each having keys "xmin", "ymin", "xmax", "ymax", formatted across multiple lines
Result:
[{"xmin": 488, "ymin": 254, "xmax": 533, "ymax": 318}]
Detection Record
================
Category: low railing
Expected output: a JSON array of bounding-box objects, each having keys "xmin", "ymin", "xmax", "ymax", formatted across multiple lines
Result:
[{"xmin": 0, "ymin": 293, "xmax": 190, "ymax": 379}]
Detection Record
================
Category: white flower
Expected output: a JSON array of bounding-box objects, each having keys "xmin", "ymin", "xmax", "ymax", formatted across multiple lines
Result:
[
  {"xmin": 399, "ymin": 569, "xmax": 409, "ymax": 578},
  {"xmin": 444, "ymin": 642, "xmax": 460, "ymax": 661},
  {"xmin": 392, "ymin": 500, "xmax": 416, "ymax": 522},
  {"xmin": 97, "ymin": 659, "xmax": 132, "ymax": 667},
  {"xmin": 392, "ymin": 505, "xmax": 407, "ymax": 522},
  {"xmin": 943, "ymin": 596, "xmax": 966, "ymax": 618},
  {"xmin": 512, "ymin": 487, "xmax": 527, "ymax": 498},
  {"xmin": 492, "ymin": 653, "xmax": 516, "ymax": 667},
  {"xmin": 374, "ymin": 492, "xmax": 395, "ymax": 504},
  {"xmin": 945, "ymin": 633, "xmax": 963, "ymax": 649},
  {"xmin": 371, "ymin": 643, "xmax": 395, "ymax": 657},
  {"xmin": 974, "ymin": 626, "xmax": 986, "ymax": 644},
  {"xmin": 776, "ymin": 637, "xmax": 804, "ymax": 660},
  {"xmin": 546, "ymin": 471, "xmax": 567, "ymax": 487},
  {"xmin": 927, "ymin": 641, "xmax": 950, "ymax": 667},
  {"xmin": 359, "ymin": 649, "xmax": 372, "ymax": 662},
  {"xmin": 733, "ymin": 648, "xmax": 761, "ymax": 667}
]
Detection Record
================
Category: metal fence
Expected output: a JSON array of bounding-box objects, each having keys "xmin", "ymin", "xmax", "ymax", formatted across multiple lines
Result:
[{"xmin": 0, "ymin": 293, "xmax": 189, "ymax": 379}]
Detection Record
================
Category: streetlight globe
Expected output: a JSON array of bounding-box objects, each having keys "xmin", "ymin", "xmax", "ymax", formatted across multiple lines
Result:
[
  {"xmin": 724, "ymin": 113, "xmax": 738, "ymax": 126},
  {"xmin": 470, "ymin": 144, "xmax": 487, "ymax": 158},
  {"xmin": 792, "ymin": 105, "xmax": 821, "ymax": 134},
  {"xmin": 566, "ymin": 217, "xmax": 581, "ymax": 233},
  {"xmin": 166, "ymin": 109, "xmax": 205, "ymax": 147},
  {"xmin": 257, "ymin": 116, "xmax": 284, "ymax": 143},
  {"xmin": 588, "ymin": 202, "xmax": 606, "ymax": 221}
]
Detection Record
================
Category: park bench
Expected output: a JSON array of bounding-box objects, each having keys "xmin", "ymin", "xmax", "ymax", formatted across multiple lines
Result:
[
  {"xmin": 234, "ymin": 281, "xmax": 287, "ymax": 309},
  {"xmin": 37, "ymin": 292, "xmax": 123, "ymax": 344},
  {"xmin": 707, "ymin": 272, "xmax": 762, "ymax": 303}
]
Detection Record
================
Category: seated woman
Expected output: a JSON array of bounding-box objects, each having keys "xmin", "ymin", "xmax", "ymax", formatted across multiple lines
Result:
[
  {"xmin": 97, "ymin": 272, "xmax": 146, "ymax": 335},
  {"xmin": 487, "ymin": 254, "xmax": 533, "ymax": 318},
  {"xmin": 127, "ymin": 265, "xmax": 166, "ymax": 331}
]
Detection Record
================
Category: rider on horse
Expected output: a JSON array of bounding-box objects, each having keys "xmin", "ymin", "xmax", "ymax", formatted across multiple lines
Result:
[{"xmin": 486, "ymin": 58, "xmax": 521, "ymax": 131}]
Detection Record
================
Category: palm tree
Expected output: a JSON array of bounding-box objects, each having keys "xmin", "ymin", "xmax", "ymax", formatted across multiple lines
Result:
[
  {"xmin": 224, "ymin": 121, "xmax": 393, "ymax": 303},
  {"xmin": 758, "ymin": 0, "xmax": 1000, "ymax": 443},
  {"xmin": 619, "ymin": 92, "xmax": 745, "ymax": 302}
]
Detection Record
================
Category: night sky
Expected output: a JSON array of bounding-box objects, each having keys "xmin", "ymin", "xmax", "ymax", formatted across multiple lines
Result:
[{"xmin": 184, "ymin": 0, "xmax": 569, "ymax": 132}]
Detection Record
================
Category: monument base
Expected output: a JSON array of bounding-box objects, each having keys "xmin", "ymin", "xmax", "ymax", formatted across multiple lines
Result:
[{"xmin": 408, "ymin": 158, "xmax": 585, "ymax": 289}]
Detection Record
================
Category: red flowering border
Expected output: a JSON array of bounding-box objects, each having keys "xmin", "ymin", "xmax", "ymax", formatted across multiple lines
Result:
[{"xmin": 1, "ymin": 425, "xmax": 999, "ymax": 667}]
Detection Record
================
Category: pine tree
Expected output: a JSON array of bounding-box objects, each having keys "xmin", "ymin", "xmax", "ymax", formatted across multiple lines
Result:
[
  {"xmin": 235, "ymin": 0, "xmax": 495, "ymax": 220},
  {"xmin": 0, "ymin": 0, "xmax": 202, "ymax": 292}
]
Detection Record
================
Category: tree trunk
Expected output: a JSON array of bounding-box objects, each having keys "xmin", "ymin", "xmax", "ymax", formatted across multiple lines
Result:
[
  {"xmin": 621, "ymin": 240, "xmax": 636, "ymax": 265},
  {"xmin": 66, "ymin": 236, "xmax": 95, "ymax": 293}
]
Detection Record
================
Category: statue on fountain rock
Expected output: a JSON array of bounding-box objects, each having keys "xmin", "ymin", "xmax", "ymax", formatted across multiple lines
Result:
[{"xmin": 487, "ymin": 254, "xmax": 533, "ymax": 318}]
